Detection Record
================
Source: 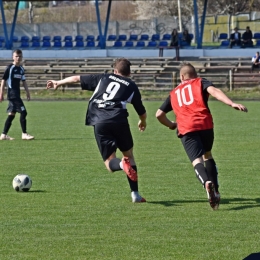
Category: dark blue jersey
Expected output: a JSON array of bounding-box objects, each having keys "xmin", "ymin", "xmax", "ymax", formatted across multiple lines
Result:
[
  {"xmin": 80, "ymin": 73, "xmax": 146, "ymax": 125},
  {"xmin": 2, "ymin": 64, "xmax": 26, "ymax": 100}
]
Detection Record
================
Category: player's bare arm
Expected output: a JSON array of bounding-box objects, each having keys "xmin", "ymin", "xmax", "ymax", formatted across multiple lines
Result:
[
  {"xmin": 0, "ymin": 79, "xmax": 5, "ymax": 102},
  {"xmin": 207, "ymin": 86, "xmax": 248, "ymax": 112},
  {"xmin": 46, "ymin": 75, "xmax": 81, "ymax": 90},
  {"xmin": 155, "ymin": 109, "xmax": 177, "ymax": 130},
  {"xmin": 23, "ymin": 81, "xmax": 30, "ymax": 101},
  {"xmin": 138, "ymin": 113, "xmax": 147, "ymax": 132}
]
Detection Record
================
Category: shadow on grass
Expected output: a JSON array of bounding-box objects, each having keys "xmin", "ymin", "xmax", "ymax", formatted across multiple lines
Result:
[
  {"xmin": 148, "ymin": 197, "xmax": 260, "ymax": 210},
  {"xmin": 28, "ymin": 190, "xmax": 47, "ymax": 193}
]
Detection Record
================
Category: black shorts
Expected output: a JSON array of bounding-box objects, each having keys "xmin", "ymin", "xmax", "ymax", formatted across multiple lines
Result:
[
  {"xmin": 93, "ymin": 122, "xmax": 133, "ymax": 161},
  {"xmin": 7, "ymin": 98, "xmax": 26, "ymax": 113},
  {"xmin": 180, "ymin": 129, "xmax": 214, "ymax": 162}
]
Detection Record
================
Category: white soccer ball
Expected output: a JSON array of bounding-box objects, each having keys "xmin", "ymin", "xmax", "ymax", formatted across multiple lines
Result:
[{"xmin": 12, "ymin": 174, "xmax": 32, "ymax": 192}]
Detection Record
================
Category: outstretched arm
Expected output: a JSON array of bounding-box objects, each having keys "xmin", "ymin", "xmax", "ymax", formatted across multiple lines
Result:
[
  {"xmin": 46, "ymin": 75, "xmax": 81, "ymax": 90},
  {"xmin": 155, "ymin": 109, "xmax": 177, "ymax": 130},
  {"xmin": 207, "ymin": 86, "xmax": 248, "ymax": 112}
]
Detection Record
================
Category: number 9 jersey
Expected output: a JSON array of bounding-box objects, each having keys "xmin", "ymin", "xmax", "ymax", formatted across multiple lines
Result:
[
  {"xmin": 80, "ymin": 73, "xmax": 146, "ymax": 126},
  {"xmin": 170, "ymin": 78, "xmax": 214, "ymax": 136}
]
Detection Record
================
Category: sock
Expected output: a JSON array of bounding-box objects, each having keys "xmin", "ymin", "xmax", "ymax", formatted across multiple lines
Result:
[
  {"xmin": 127, "ymin": 165, "xmax": 138, "ymax": 191},
  {"xmin": 205, "ymin": 159, "xmax": 219, "ymax": 192},
  {"xmin": 194, "ymin": 163, "xmax": 209, "ymax": 187},
  {"xmin": 3, "ymin": 115, "xmax": 15, "ymax": 134},
  {"xmin": 108, "ymin": 158, "xmax": 122, "ymax": 172},
  {"xmin": 20, "ymin": 111, "xmax": 27, "ymax": 133}
]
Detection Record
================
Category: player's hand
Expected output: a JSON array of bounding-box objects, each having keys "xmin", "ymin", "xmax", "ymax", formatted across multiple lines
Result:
[
  {"xmin": 231, "ymin": 103, "xmax": 248, "ymax": 112},
  {"xmin": 138, "ymin": 120, "xmax": 146, "ymax": 132},
  {"xmin": 46, "ymin": 80, "xmax": 59, "ymax": 90},
  {"xmin": 169, "ymin": 121, "xmax": 177, "ymax": 130},
  {"xmin": 0, "ymin": 95, "xmax": 4, "ymax": 102}
]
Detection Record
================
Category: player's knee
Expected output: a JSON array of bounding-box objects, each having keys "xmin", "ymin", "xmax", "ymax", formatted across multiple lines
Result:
[{"xmin": 203, "ymin": 151, "xmax": 212, "ymax": 160}]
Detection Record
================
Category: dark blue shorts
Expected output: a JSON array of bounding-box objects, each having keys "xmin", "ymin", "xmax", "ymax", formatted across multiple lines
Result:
[
  {"xmin": 93, "ymin": 122, "xmax": 133, "ymax": 161},
  {"xmin": 180, "ymin": 129, "xmax": 214, "ymax": 162}
]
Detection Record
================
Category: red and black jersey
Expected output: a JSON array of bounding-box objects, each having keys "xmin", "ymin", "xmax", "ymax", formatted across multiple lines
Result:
[
  {"xmin": 160, "ymin": 78, "xmax": 214, "ymax": 136},
  {"xmin": 2, "ymin": 64, "xmax": 26, "ymax": 100},
  {"xmin": 80, "ymin": 73, "xmax": 146, "ymax": 126}
]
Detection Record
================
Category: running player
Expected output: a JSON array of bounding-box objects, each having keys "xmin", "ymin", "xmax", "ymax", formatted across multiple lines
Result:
[
  {"xmin": 0, "ymin": 49, "xmax": 34, "ymax": 140},
  {"xmin": 46, "ymin": 58, "xmax": 147, "ymax": 203},
  {"xmin": 156, "ymin": 62, "xmax": 248, "ymax": 210}
]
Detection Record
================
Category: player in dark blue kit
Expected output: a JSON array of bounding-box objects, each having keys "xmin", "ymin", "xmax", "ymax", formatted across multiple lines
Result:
[
  {"xmin": 0, "ymin": 49, "xmax": 34, "ymax": 140},
  {"xmin": 46, "ymin": 58, "xmax": 147, "ymax": 203}
]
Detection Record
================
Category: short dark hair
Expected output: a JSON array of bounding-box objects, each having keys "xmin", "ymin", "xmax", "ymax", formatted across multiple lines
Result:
[
  {"xmin": 113, "ymin": 58, "xmax": 131, "ymax": 76},
  {"xmin": 13, "ymin": 49, "xmax": 23, "ymax": 55}
]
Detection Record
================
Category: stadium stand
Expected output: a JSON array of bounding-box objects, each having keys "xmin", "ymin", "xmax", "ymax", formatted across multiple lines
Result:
[
  {"xmin": 219, "ymin": 40, "xmax": 230, "ymax": 48},
  {"xmin": 162, "ymin": 34, "xmax": 171, "ymax": 40},
  {"xmin": 147, "ymin": 41, "xmax": 157, "ymax": 48},
  {"xmin": 151, "ymin": 34, "xmax": 160, "ymax": 41},
  {"xmin": 107, "ymin": 34, "xmax": 117, "ymax": 41}
]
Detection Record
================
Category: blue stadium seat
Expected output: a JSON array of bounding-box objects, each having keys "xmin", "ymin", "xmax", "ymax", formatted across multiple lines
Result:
[
  {"xmin": 64, "ymin": 41, "xmax": 73, "ymax": 49},
  {"xmin": 219, "ymin": 40, "xmax": 230, "ymax": 48},
  {"xmin": 21, "ymin": 35, "xmax": 30, "ymax": 42},
  {"xmin": 75, "ymin": 35, "xmax": 83, "ymax": 41},
  {"xmin": 31, "ymin": 36, "xmax": 40, "ymax": 42},
  {"xmin": 86, "ymin": 41, "xmax": 95, "ymax": 47},
  {"xmin": 139, "ymin": 34, "xmax": 149, "ymax": 41},
  {"xmin": 64, "ymin": 35, "xmax": 73, "ymax": 42},
  {"xmin": 135, "ymin": 41, "xmax": 145, "ymax": 48},
  {"xmin": 128, "ymin": 34, "xmax": 138, "ymax": 41},
  {"xmin": 117, "ymin": 34, "xmax": 127, "ymax": 41},
  {"xmin": 86, "ymin": 35, "xmax": 95, "ymax": 41},
  {"xmin": 147, "ymin": 41, "xmax": 157, "ymax": 48},
  {"xmin": 151, "ymin": 34, "xmax": 160, "ymax": 41},
  {"xmin": 12, "ymin": 36, "xmax": 19, "ymax": 42},
  {"xmin": 31, "ymin": 41, "xmax": 40, "ymax": 49},
  {"xmin": 0, "ymin": 36, "xmax": 5, "ymax": 43},
  {"xmin": 218, "ymin": 33, "xmax": 228, "ymax": 40},
  {"xmin": 53, "ymin": 35, "xmax": 62, "ymax": 42},
  {"xmin": 42, "ymin": 36, "xmax": 51, "ymax": 42},
  {"xmin": 20, "ymin": 41, "xmax": 30, "ymax": 48},
  {"xmin": 158, "ymin": 41, "xmax": 168, "ymax": 47},
  {"xmin": 41, "ymin": 41, "xmax": 51, "ymax": 49},
  {"xmin": 75, "ymin": 40, "xmax": 84, "ymax": 48},
  {"xmin": 253, "ymin": 33, "xmax": 260, "ymax": 39},
  {"xmin": 96, "ymin": 35, "xmax": 100, "ymax": 41},
  {"xmin": 162, "ymin": 34, "xmax": 171, "ymax": 40},
  {"xmin": 53, "ymin": 41, "xmax": 62, "ymax": 48},
  {"xmin": 124, "ymin": 41, "xmax": 134, "ymax": 48},
  {"xmin": 112, "ymin": 41, "xmax": 122, "ymax": 48},
  {"xmin": 107, "ymin": 34, "xmax": 117, "ymax": 41},
  {"xmin": 0, "ymin": 41, "xmax": 3, "ymax": 49}
]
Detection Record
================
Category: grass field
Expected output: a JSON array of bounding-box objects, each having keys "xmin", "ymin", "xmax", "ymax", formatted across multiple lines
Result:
[{"xmin": 1, "ymin": 100, "xmax": 260, "ymax": 260}]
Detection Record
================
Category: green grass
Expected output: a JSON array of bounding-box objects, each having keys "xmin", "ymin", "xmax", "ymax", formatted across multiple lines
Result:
[{"xmin": 0, "ymin": 100, "xmax": 260, "ymax": 259}]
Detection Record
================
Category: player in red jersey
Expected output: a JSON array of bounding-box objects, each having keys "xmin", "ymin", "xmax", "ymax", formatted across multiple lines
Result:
[{"xmin": 156, "ymin": 62, "xmax": 248, "ymax": 210}]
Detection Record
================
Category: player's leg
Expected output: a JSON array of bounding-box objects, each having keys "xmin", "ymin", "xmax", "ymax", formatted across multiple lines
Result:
[
  {"xmin": 15, "ymin": 99, "xmax": 34, "ymax": 140},
  {"xmin": 181, "ymin": 132, "xmax": 218, "ymax": 209},
  {"xmin": 0, "ymin": 101, "xmax": 15, "ymax": 140}
]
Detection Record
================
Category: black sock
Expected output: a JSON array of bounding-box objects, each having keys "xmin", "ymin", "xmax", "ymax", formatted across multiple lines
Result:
[
  {"xmin": 108, "ymin": 158, "xmax": 121, "ymax": 172},
  {"xmin": 205, "ymin": 159, "xmax": 219, "ymax": 192},
  {"xmin": 3, "ymin": 115, "xmax": 15, "ymax": 134},
  {"xmin": 20, "ymin": 111, "xmax": 27, "ymax": 133},
  {"xmin": 194, "ymin": 163, "xmax": 209, "ymax": 187},
  {"xmin": 127, "ymin": 165, "xmax": 138, "ymax": 191}
]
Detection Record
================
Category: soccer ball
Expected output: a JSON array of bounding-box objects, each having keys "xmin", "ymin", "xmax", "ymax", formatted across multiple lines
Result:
[{"xmin": 12, "ymin": 174, "xmax": 32, "ymax": 192}]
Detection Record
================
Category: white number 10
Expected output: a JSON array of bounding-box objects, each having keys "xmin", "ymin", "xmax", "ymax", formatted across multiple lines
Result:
[{"xmin": 175, "ymin": 84, "xmax": 194, "ymax": 107}]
